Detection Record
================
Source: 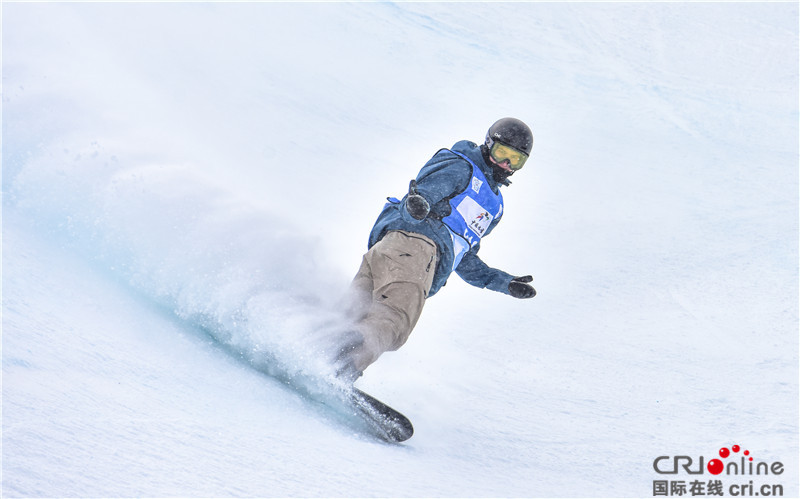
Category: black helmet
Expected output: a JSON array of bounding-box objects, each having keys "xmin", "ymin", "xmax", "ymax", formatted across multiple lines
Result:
[{"xmin": 484, "ymin": 117, "xmax": 533, "ymax": 155}]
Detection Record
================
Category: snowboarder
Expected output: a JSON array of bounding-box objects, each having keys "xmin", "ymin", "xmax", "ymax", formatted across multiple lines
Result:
[{"xmin": 335, "ymin": 118, "xmax": 537, "ymax": 382}]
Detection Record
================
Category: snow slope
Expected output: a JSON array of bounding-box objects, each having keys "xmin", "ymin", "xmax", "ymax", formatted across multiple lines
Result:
[{"xmin": 3, "ymin": 2, "xmax": 798, "ymax": 497}]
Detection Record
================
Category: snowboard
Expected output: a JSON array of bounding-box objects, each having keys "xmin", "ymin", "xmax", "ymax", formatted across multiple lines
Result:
[
  {"xmin": 346, "ymin": 387, "xmax": 414, "ymax": 443},
  {"xmin": 289, "ymin": 372, "xmax": 414, "ymax": 443}
]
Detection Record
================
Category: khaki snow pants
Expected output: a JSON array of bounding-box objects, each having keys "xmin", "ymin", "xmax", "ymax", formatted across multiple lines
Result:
[{"xmin": 347, "ymin": 230, "xmax": 438, "ymax": 373}]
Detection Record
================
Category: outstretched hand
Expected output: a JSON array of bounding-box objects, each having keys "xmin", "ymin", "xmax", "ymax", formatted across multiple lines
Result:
[{"xmin": 508, "ymin": 275, "xmax": 536, "ymax": 299}]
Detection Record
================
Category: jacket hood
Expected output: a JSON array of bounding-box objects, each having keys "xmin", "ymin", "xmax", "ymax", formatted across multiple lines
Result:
[{"xmin": 450, "ymin": 140, "xmax": 509, "ymax": 190}]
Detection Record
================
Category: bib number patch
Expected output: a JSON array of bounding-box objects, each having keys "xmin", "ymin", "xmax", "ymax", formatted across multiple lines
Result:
[{"xmin": 454, "ymin": 196, "xmax": 493, "ymax": 239}]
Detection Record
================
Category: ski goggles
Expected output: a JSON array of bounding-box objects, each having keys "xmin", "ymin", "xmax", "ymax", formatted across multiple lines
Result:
[{"xmin": 489, "ymin": 142, "xmax": 528, "ymax": 171}]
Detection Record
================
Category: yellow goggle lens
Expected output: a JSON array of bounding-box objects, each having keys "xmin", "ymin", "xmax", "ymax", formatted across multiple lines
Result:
[{"xmin": 490, "ymin": 143, "xmax": 528, "ymax": 170}]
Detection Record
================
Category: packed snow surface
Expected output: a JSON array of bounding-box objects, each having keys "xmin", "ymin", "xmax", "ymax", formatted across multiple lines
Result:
[{"xmin": 3, "ymin": 3, "xmax": 798, "ymax": 497}]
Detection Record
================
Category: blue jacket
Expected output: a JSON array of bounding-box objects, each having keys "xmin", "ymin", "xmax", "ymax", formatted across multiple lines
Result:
[{"xmin": 367, "ymin": 140, "xmax": 515, "ymax": 297}]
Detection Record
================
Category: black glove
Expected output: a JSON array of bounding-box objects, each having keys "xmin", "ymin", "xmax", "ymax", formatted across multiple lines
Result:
[
  {"xmin": 405, "ymin": 179, "xmax": 430, "ymax": 220},
  {"xmin": 508, "ymin": 275, "xmax": 536, "ymax": 299}
]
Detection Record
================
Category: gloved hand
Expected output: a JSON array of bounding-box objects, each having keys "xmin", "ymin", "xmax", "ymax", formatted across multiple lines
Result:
[
  {"xmin": 508, "ymin": 275, "xmax": 536, "ymax": 299},
  {"xmin": 405, "ymin": 179, "xmax": 430, "ymax": 220}
]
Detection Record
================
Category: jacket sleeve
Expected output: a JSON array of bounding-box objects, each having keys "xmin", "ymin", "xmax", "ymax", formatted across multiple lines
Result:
[{"xmin": 454, "ymin": 242, "xmax": 514, "ymax": 294}]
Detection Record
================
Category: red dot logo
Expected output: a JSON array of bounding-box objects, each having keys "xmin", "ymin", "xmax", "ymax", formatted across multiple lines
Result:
[
  {"xmin": 709, "ymin": 443, "xmax": 754, "ymax": 474},
  {"xmin": 707, "ymin": 459, "xmax": 724, "ymax": 475}
]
